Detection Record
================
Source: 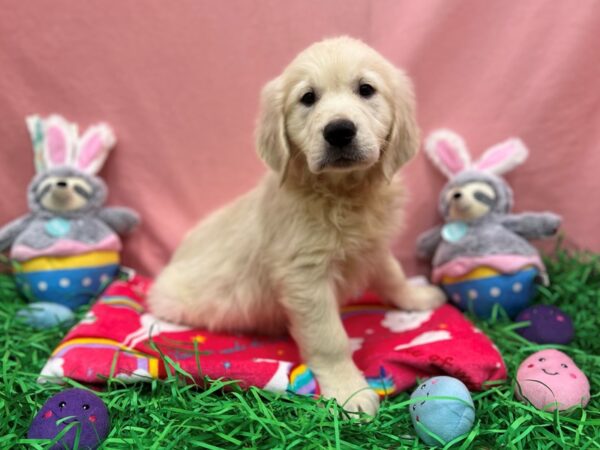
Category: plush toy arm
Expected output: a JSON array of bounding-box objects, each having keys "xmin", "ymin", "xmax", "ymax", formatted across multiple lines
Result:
[
  {"xmin": 501, "ymin": 212, "xmax": 561, "ymax": 240},
  {"xmin": 98, "ymin": 207, "xmax": 140, "ymax": 235},
  {"xmin": 416, "ymin": 226, "xmax": 443, "ymax": 261},
  {"xmin": 0, "ymin": 215, "xmax": 32, "ymax": 252}
]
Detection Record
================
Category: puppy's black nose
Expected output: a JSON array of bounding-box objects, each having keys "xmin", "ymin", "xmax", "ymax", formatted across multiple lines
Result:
[
  {"xmin": 56, "ymin": 181, "xmax": 68, "ymax": 188},
  {"xmin": 323, "ymin": 119, "xmax": 357, "ymax": 148},
  {"xmin": 453, "ymin": 192, "xmax": 462, "ymax": 199}
]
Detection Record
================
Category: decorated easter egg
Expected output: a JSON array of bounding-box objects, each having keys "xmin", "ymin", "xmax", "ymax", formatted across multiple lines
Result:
[
  {"xmin": 515, "ymin": 305, "xmax": 574, "ymax": 344},
  {"xmin": 16, "ymin": 302, "xmax": 75, "ymax": 329},
  {"xmin": 14, "ymin": 251, "xmax": 120, "ymax": 309},
  {"xmin": 442, "ymin": 266, "xmax": 538, "ymax": 319},
  {"xmin": 28, "ymin": 388, "xmax": 110, "ymax": 449},
  {"xmin": 409, "ymin": 376, "xmax": 475, "ymax": 446},
  {"xmin": 288, "ymin": 364, "xmax": 317, "ymax": 395},
  {"xmin": 515, "ymin": 349, "xmax": 590, "ymax": 411}
]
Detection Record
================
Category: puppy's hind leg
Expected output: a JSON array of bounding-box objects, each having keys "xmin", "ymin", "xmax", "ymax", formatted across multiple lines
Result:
[
  {"xmin": 146, "ymin": 262, "xmax": 210, "ymax": 328},
  {"xmin": 282, "ymin": 274, "xmax": 379, "ymax": 416},
  {"xmin": 372, "ymin": 251, "xmax": 446, "ymax": 311}
]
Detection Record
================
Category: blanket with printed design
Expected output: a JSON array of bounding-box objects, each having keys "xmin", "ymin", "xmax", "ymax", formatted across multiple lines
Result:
[{"xmin": 40, "ymin": 275, "xmax": 506, "ymax": 396}]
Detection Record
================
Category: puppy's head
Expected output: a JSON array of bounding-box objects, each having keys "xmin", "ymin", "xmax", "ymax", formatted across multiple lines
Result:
[{"xmin": 256, "ymin": 36, "xmax": 419, "ymax": 182}]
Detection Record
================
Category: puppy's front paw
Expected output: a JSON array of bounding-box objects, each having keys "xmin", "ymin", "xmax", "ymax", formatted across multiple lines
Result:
[
  {"xmin": 317, "ymin": 367, "xmax": 379, "ymax": 416},
  {"xmin": 390, "ymin": 284, "xmax": 447, "ymax": 311},
  {"xmin": 339, "ymin": 388, "xmax": 380, "ymax": 417}
]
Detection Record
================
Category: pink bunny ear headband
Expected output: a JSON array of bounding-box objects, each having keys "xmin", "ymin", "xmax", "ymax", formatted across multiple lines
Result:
[
  {"xmin": 424, "ymin": 129, "xmax": 529, "ymax": 179},
  {"xmin": 26, "ymin": 114, "xmax": 116, "ymax": 175}
]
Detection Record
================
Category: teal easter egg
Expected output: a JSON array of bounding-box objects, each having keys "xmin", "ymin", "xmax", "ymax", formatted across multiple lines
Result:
[
  {"xmin": 441, "ymin": 221, "xmax": 469, "ymax": 242},
  {"xmin": 409, "ymin": 376, "xmax": 475, "ymax": 446},
  {"xmin": 44, "ymin": 218, "xmax": 71, "ymax": 238},
  {"xmin": 16, "ymin": 302, "xmax": 75, "ymax": 329}
]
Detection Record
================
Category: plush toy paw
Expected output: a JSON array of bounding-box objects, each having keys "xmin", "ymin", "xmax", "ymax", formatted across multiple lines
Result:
[{"xmin": 545, "ymin": 213, "xmax": 562, "ymax": 236}]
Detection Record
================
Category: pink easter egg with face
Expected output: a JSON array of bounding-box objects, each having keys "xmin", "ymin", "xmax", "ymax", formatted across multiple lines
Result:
[{"xmin": 515, "ymin": 349, "xmax": 590, "ymax": 411}]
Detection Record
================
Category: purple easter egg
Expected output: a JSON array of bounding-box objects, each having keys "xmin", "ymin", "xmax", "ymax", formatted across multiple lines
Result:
[
  {"xmin": 515, "ymin": 305, "xmax": 574, "ymax": 344},
  {"xmin": 28, "ymin": 388, "xmax": 110, "ymax": 449}
]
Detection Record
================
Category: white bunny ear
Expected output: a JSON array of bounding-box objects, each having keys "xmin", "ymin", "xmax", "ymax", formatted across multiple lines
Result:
[
  {"xmin": 424, "ymin": 129, "xmax": 472, "ymax": 178},
  {"xmin": 74, "ymin": 123, "xmax": 116, "ymax": 174},
  {"xmin": 26, "ymin": 114, "xmax": 77, "ymax": 173},
  {"xmin": 474, "ymin": 138, "xmax": 528, "ymax": 175}
]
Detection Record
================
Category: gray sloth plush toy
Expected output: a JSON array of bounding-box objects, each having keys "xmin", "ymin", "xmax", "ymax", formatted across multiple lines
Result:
[
  {"xmin": 416, "ymin": 130, "xmax": 561, "ymax": 319},
  {"xmin": 0, "ymin": 114, "xmax": 139, "ymax": 311}
]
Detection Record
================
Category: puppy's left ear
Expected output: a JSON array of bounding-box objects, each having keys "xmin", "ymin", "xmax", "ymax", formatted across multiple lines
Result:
[
  {"xmin": 255, "ymin": 76, "xmax": 291, "ymax": 182},
  {"xmin": 380, "ymin": 70, "xmax": 420, "ymax": 181}
]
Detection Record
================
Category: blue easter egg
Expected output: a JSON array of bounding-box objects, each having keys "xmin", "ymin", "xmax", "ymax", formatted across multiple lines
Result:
[
  {"xmin": 14, "ymin": 259, "xmax": 120, "ymax": 310},
  {"xmin": 16, "ymin": 302, "xmax": 75, "ymax": 329},
  {"xmin": 409, "ymin": 376, "xmax": 475, "ymax": 446},
  {"xmin": 441, "ymin": 221, "xmax": 469, "ymax": 243},
  {"xmin": 442, "ymin": 267, "xmax": 538, "ymax": 319}
]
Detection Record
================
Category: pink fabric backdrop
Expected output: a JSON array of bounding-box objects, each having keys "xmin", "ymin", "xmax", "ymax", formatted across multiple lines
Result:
[{"xmin": 1, "ymin": 1, "xmax": 599, "ymax": 277}]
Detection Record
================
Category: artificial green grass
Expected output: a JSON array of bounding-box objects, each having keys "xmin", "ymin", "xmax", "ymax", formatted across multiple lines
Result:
[{"xmin": 1, "ymin": 249, "xmax": 598, "ymax": 449}]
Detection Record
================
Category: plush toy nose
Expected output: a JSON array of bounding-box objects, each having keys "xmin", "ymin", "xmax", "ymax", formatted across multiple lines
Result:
[
  {"xmin": 56, "ymin": 181, "xmax": 68, "ymax": 188},
  {"xmin": 452, "ymin": 192, "xmax": 462, "ymax": 200},
  {"xmin": 323, "ymin": 119, "xmax": 357, "ymax": 148}
]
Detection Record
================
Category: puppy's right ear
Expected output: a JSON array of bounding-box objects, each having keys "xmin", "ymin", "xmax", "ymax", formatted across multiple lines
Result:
[{"xmin": 255, "ymin": 77, "xmax": 290, "ymax": 180}]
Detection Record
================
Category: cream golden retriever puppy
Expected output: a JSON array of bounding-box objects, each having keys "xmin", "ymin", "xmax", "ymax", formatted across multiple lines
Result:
[{"xmin": 148, "ymin": 36, "xmax": 445, "ymax": 415}]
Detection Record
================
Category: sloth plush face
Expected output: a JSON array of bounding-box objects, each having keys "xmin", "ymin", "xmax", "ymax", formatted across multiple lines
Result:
[
  {"xmin": 445, "ymin": 181, "xmax": 497, "ymax": 221},
  {"xmin": 35, "ymin": 175, "xmax": 94, "ymax": 212},
  {"xmin": 439, "ymin": 170, "xmax": 513, "ymax": 222},
  {"xmin": 28, "ymin": 166, "xmax": 107, "ymax": 216}
]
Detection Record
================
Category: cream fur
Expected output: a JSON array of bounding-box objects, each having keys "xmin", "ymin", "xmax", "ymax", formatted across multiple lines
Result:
[{"xmin": 148, "ymin": 36, "xmax": 445, "ymax": 416}]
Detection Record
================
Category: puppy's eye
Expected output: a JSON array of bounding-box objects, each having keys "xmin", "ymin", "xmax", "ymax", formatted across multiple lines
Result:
[
  {"xmin": 300, "ymin": 91, "xmax": 317, "ymax": 107},
  {"xmin": 561, "ymin": 364, "xmax": 568, "ymax": 369},
  {"xmin": 59, "ymin": 401, "xmax": 66, "ymax": 409},
  {"xmin": 358, "ymin": 83, "xmax": 376, "ymax": 98},
  {"xmin": 538, "ymin": 357, "xmax": 546, "ymax": 362}
]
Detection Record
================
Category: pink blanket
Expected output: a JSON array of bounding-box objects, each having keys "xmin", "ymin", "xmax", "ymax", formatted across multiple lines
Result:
[{"xmin": 40, "ymin": 275, "xmax": 506, "ymax": 395}]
